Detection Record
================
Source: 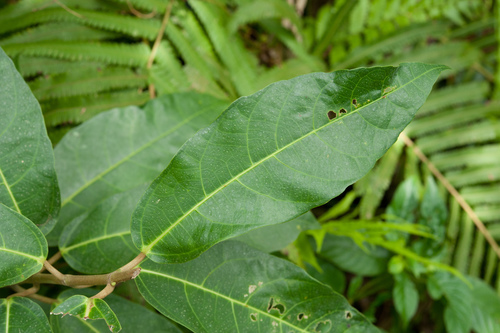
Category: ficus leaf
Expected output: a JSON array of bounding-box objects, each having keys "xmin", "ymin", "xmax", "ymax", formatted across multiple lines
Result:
[
  {"xmin": 0, "ymin": 46, "xmax": 60, "ymax": 234},
  {"xmin": 51, "ymin": 295, "xmax": 121, "ymax": 333},
  {"xmin": 0, "ymin": 297, "xmax": 52, "ymax": 333},
  {"xmin": 0, "ymin": 203, "xmax": 48, "ymax": 288},
  {"xmin": 135, "ymin": 241, "xmax": 379, "ymax": 333},
  {"xmin": 48, "ymin": 92, "xmax": 229, "ymax": 244},
  {"xmin": 132, "ymin": 62, "xmax": 447, "ymax": 263}
]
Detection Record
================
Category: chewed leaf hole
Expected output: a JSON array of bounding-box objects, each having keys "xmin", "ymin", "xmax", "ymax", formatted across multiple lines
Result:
[
  {"xmin": 352, "ymin": 99, "xmax": 357, "ymax": 105},
  {"xmin": 297, "ymin": 313, "xmax": 308, "ymax": 321},
  {"xmin": 327, "ymin": 110, "xmax": 336, "ymax": 120},
  {"xmin": 267, "ymin": 297, "xmax": 286, "ymax": 315},
  {"xmin": 345, "ymin": 310, "xmax": 352, "ymax": 319},
  {"xmin": 339, "ymin": 108, "xmax": 347, "ymax": 114},
  {"xmin": 314, "ymin": 320, "xmax": 332, "ymax": 333},
  {"xmin": 250, "ymin": 313, "xmax": 258, "ymax": 322}
]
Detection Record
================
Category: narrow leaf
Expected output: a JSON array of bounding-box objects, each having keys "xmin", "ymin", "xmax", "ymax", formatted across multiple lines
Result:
[
  {"xmin": 135, "ymin": 241, "xmax": 378, "ymax": 333},
  {"xmin": 0, "ymin": 297, "xmax": 52, "ymax": 333},
  {"xmin": 48, "ymin": 93, "xmax": 228, "ymax": 244},
  {"xmin": 0, "ymin": 203, "xmax": 48, "ymax": 287},
  {"xmin": 0, "ymin": 46, "xmax": 60, "ymax": 233},
  {"xmin": 51, "ymin": 295, "xmax": 121, "ymax": 332},
  {"xmin": 132, "ymin": 63, "xmax": 447, "ymax": 263}
]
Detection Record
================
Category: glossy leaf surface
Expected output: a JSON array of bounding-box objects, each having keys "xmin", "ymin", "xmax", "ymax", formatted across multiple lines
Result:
[
  {"xmin": 136, "ymin": 241, "xmax": 378, "ymax": 333},
  {"xmin": 51, "ymin": 295, "xmax": 120, "ymax": 332},
  {"xmin": 0, "ymin": 47, "xmax": 60, "ymax": 234},
  {"xmin": 132, "ymin": 63, "xmax": 446, "ymax": 263},
  {"xmin": 49, "ymin": 93, "xmax": 228, "ymax": 244},
  {"xmin": 59, "ymin": 187, "xmax": 144, "ymax": 274},
  {"xmin": 51, "ymin": 289, "xmax": 182, "ymax": 333},
  {"xmin": 0, "ymin": 203, "xmax": 48, "ymax": 287},
  {"xmin": 0, "ymin": 297, "xmax": 52, "ymax": 333}
]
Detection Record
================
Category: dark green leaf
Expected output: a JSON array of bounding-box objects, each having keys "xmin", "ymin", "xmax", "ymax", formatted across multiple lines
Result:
[
  {"xmin": 0, "ymin": 46, "xmax": 60, "ymax": 233},
  {"xmin": 0, "ymin": 297, "xmax": 52, "ymax": 333},
  {"xmin": 135, "ymin": 241, "xmax": 378, "ymax": 333},
  {"xmin": 132, "ymin": 63, "xmax": 446, "ymax": 263},
  {"xmin": 48, "ymin": 93, "xmax": 228, "ymax": 244},
  {"xmin": 59, "ymin": 187, "xmax": 145, "ymax": 274},
  {"xmin": 0, "ymin": 203, "xmax": 48, "ymax": 287}
]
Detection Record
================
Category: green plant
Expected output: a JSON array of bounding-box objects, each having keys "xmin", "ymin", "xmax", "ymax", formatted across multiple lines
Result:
[{"xmin": 0, "ymin": 37, "xmax": 447, "ymax": 332}]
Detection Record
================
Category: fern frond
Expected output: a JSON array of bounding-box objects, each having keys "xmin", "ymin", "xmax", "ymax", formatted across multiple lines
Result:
[
  {"xmin": 407, "ymin": 102, "xmax": 500, "ymax": 137},
  {"xmin": 332, "ymin": 21, "xmax": 449, "ymax": 70},
  {"xmin": 432, "ymin": 144, "xmax": 500, "ymax": 171},
  {"xmin": 446, "ymin": 166, "xmax": 500, "ymax": 188},
  {"xmin": 17, "ymin": 56, "xmax": 105, "ymax": 77},
  {"xmin": 29, "ymin": 67, "xmax": 147, "ymax": 101},
  {"xmin": 416, "ymin": 120, "xmax": 500, "ymax": 155},
  {"xmin": 109, "ymin": 0, "xmax": 168, "ymax": 13},
  {"xmin": 461, "ymin": 185, "xmax": 500, "ymax": 205},
  {"xmin": 189, "ymin": 0, "xmax": 258, "ymax": 96},
  {"xmin": 3, "ymin": 41, "xmax": 150, "ymax": 67},
  {"xmin": 0, "ymin": 7, "xmax": 160, "ymax": 40},
  {"xmin": 0, "ymin": 23, "xmax": 120, "ymax": 45},
  {"xmin": 41, "ymin": 89, "xmax": 149, "ymax": 126},
  {"xmin": 416, "ymin": 81, "xmax": 490, "ymax": 117},
  {"xmin": 227, "ymin": 0, "xmax": 302, "ymax": 34},
  {"xmin": 253, "ymin": 59, "xmax": 320, "ymax": 92}
]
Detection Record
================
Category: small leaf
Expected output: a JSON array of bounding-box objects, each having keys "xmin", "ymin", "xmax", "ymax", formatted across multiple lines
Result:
[
  {"xmin": 51, "ymin": 289, "xmax": 182, "ymax": 333},
  {"xmin": 0, "ymin": 297, "xmax": 52, "ymax": 333},
  {"xmin": 135, "ymin": 241, "xmax": 378, "ymax": 332},
  {"xmin": 0, "ymin": 46, "xmax": 60, "ymax": 234},
  {"xmin": 393, "ymin": 272, "xmax": 419, "ymax": 327},
  {"xmin": 48, "ymin": 92, "xmax": 228, "ymax": 244},
  {"xmin": 132, "ymin": 63, "xmax": 447, "ymax": 263},
  {"xmin": 51, "ymin": 295, "xmax": 121, "ymax": 332},
  {"xmin": 0, "ymin": 203, "xmax": 48, "ymax": 287}
]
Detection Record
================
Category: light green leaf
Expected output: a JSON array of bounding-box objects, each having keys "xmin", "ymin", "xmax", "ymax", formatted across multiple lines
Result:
[
  {"xmin": 393, "ymin": 272, "xmax": 418, "ymax": 327},
  {"xmin": 135, "ymin": 241, "xmax": 378, "ymax": 333},
  {"xmin": 48, "ymin": 93, "xmax": 229, "ymax": 244},
  {"xmin": 0, "ymin": 297, "xmax": 52, "ymax": 333},
  {"xmin": 51, "ymin": 289, "xmax": 182, "ymax": 333},
  {"xmin": 51, "ymin": 295, "xmax": 121, "ymax": 332},
  {"xmin": 0, "ymin": 46, "xmax": 60, "ymax": 234},
  {"xmin": 234, "ymin": 211, "xmax": 320, "ymax": 253},
  {"xmin": 59, "ymin": 187, "xmax": 145, "ymax": 274},
  {"xmin": 0, "ymin": 203, "xmax": 48, "ymax": 287},
  {"xmin": 132, "ymin": 63, "xmax": 447, "ymax": 263}
]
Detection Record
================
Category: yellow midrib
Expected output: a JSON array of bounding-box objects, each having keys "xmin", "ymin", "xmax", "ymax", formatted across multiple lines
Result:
[{"xmin": 0, "ymin": 167, "xmax": 21, "ymax": 214}]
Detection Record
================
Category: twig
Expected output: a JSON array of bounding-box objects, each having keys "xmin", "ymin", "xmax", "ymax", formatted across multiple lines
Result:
[
  {"xmin": 147, "ymin": 0, "xmax": 174, "ymax": 99},
  {"xmin": 91, "ymin": 283, "xmax": 116, "ymax": 300},
  {"xmin": 43, "ymin": 260, "xmax": 66, "ymax": 282},
  {"xmin": 10, "ymin": 285, "xmax": 58, "ymax": 304},
  {"xmin": 118, "ymin": 252, "xmax": 147, "ymax": 272},
  {"xmin": 400, "ymin": 132, "xmax": 500, "ymax": 259},
  {"xmin": 53, "ymin": 0, "xmax": 84, "ymax": 18},
  {"xmin": 8, "ymin": 284, "xmax": 39, "ymax": 298},
  {"xmin": 127, "ymin": 0, "xmax": 156, "ymax": 18},
  {"xmin": 39, "ymin": 251, "xmax": 62, "ymax": 273}
]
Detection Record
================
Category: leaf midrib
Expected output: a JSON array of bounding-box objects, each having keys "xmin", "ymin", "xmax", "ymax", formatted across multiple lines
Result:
[
  {"xmin": 61, "ymin": 231, "xmax": 130, "ymax": 253},
  {"xmin": 61, "ymin": 104, "xmax": 221, "ymax": 207},
  {"xmin": 140, "ymin": 269, "xmax": 308, "ymax": 332},
  {"xmin": 142, "ymin": 65, "xmax": 442, "ymax": 253},
  {"xmin": 0, "ymin": 247, "xmax": 44, "ymax": 263},
  {"xmin": 0, "ymin": 168, "xmax": 21, "ymax": 214}
]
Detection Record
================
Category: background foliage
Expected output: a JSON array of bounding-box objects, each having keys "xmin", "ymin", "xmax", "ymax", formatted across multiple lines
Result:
[{"xmin": 1, "ymin": 0, "xmax": 500, "ymax": 332}]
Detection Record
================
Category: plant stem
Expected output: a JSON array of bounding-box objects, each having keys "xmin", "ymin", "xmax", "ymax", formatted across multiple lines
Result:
[
  {"xmin": 400, "ymin": 132, "xmax": 500, "ymax": 259},
  {"xmin": 90, "ymin": 284, "xmax": 115, "ymax": 299},
  {"xmin": 10, "ymin": 285, "xmax": 58, "ymax": 304},
  {"xmin": 8, "ymin": 284, "xmax": 39, "ymax": 298}
]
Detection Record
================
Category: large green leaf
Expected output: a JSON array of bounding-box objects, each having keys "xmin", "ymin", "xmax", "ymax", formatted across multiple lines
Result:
[
  {"xmin": 48, "ymin": 93, "xmax": 229, "ymax": 244},
  {"xmin": 51, "ymin": 288, "xmax": 182, "ymax": 333},
  {"xmin": 132, "ymin": 63, "xmax": 446, "ymax": 263},
  {"xmin": 0, "ymin": 203, "xmax": 48, "ymax": 287},
  {"xmin": 0, "ymin": 297, "xmax": 52, "ymax": 333},
  {"xmin": 59, "ymin": 186, "xmax": 145, "ymax": 274},
  {"xmin": 0, "ymin": 47, "xmax": 60, "ymax": 234},
  {"xmin": 135, "ymin": 241, "xmax": 378, "ymax": 333}
]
